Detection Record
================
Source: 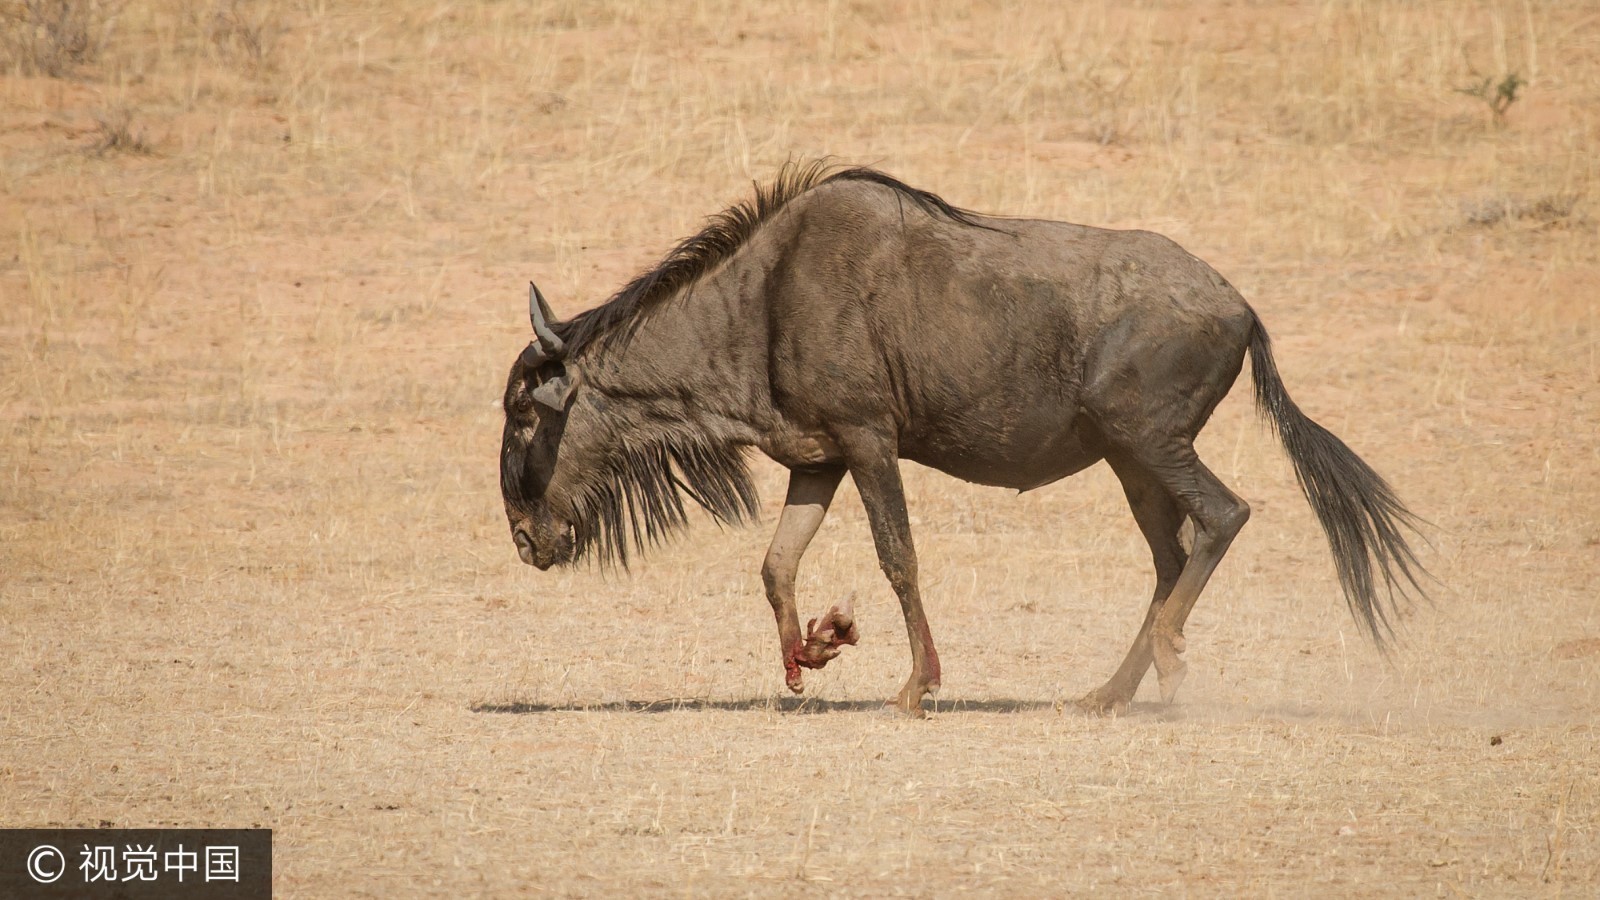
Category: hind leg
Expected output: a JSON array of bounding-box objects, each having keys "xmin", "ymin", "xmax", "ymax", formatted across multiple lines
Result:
[
  {"xmin": 1078, "ymin": 454, "xmax": 1187, "ymax": 715},
  {"xmin": 1081, "ymin": 309, "xmax": 1254, "ymax": 704},
  {"xmin": 1135, "ymin": 441, "xmax": 1250, "ymax": 703},
  {"xmin": 1085, "ymin": 435, "xmax": 1249, "ymax": 705}
]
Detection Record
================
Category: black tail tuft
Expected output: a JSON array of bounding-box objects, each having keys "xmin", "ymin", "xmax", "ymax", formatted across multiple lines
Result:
[{"xmin": 1248, "ymin": 314, "xmax": 1430, "ymax": 648}]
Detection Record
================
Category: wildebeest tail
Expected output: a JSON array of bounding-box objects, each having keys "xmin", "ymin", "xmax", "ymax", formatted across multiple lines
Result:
[{"xmin": 1247, "ymin": 313, "xmax": 1429, "ymax": 647}]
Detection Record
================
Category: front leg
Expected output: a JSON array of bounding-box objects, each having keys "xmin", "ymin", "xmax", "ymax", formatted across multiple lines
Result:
[
  {"xmin": 845, "ymin": 448, "xmax": 941, "ymax": 718},
  {"xmin": 761, "ymin": 467, "xmax": 845, "ymax": 693}
]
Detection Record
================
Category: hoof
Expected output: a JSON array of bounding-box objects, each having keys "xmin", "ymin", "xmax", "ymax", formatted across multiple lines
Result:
[
  {"xmin": 783, "ymin": 657, "xmax": 805, "ymax": 694},
  {"xmin": 882, "ymin": 699, "xmax": 927, "ymax": 719},
  {"xmin": 1152, "ymin": 629, "xmax": 1188, "ymax": 705},
  {"xmin": 1155, "ymin": 659, "xmax": 1187, "ymax": 705},
  {"xmin": 886, "ymin": 678, "xmax": 936, "ymax": 719},
  {"xmin": 1076, "ymin": 688, "xmax": 1130, "ymax": 717}
]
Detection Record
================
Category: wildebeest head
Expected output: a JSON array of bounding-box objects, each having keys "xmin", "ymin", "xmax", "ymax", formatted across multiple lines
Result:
[
  {"xmin": 499, "ymin": 273, "xmax": 762, "ymax": 571},
  {"xmin": 500, "ymin": 282, "xmax": 579, "ymax": 569}
]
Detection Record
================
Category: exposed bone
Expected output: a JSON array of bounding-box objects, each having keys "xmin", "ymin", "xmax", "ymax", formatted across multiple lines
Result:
[{"xmin": 796, "ymin": 594, "xmax": 859, "ymax": 669}]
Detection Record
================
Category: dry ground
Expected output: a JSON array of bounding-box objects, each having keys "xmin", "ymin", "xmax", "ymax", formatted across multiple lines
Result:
[{"xmin": 3, "ymin": 0, "xmax": 1598, "ymax": 895}]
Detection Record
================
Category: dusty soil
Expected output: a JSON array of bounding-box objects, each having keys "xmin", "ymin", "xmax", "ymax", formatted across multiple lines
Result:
[{"xmin": 3, "ymin": 1, "xmax": 1597, "ymax": 895}]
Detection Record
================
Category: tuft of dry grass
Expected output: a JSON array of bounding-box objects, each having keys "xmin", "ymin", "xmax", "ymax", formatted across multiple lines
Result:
[
  {"xmin": 88, "ymin": 104, "xmax": 152, "ymax": 154},
  {"xmin": 1, "ymin": 0, "xmax": 1597, "ymax": 895},
  {"xmin": 201, "ymin": 0, "xmax": 280, "ymax": 71},
  {"xmin": 0, "ymin": 0, "xmax": 123, "ymax": 75}
]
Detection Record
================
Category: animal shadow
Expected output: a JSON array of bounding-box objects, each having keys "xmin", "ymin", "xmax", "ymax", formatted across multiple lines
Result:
[{"xmin": 471, "ymin": 696, "xmax": 1067, "ymax": 716}]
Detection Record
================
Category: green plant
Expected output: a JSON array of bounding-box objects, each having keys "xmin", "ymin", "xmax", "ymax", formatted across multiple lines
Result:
[{"xmin": 1456, "ymin": 70, "xmax": 1524, "ymax": 126}]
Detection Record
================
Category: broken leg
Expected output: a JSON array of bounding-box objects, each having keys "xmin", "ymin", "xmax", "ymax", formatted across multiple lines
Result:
[
  {"xmin": 762, "ymin": 466, "xmax": 845, "ymax": 695},
  {"xmin": 795, "ymin": 594, "xmax": 860, "ymax": 671}
]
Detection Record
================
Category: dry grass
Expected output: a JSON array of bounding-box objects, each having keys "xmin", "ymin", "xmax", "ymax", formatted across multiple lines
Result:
[
  {"xmin": 0, "ymin": 0, "xmax": 124, "ymax": 76},
  {"xmin": 2, "ymin": 0, "xmax": 1597, "ymax": 895}
]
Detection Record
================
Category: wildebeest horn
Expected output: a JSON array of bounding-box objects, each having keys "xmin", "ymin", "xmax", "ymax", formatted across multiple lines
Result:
[{"xmin": 523, "ymin": 281, "xmax": 566, "ymax": 365}]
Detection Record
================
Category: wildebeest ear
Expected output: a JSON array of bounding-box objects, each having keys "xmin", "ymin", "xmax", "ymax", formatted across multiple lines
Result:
[{"xmin": 532, "ymin": 373, "xmax": 576, "ymax": 411}]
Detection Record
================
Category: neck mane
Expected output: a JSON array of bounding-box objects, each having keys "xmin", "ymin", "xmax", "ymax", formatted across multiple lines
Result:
[
  {"xmin": 567, "ymin": 424, "xmax": 759, "ymax": 568},
  {"xmin": 550, "ymin": 160, "xmax": 983, "ymax": 359},
  {"xmin": 553, "ymin": 162, "xmax": 984, "ymax": 566}
]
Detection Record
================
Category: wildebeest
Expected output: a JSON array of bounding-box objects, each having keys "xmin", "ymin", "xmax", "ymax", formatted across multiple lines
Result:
[{"xmin": 500, "ymin": 161, "xmax": 1426, "ymax": 716}]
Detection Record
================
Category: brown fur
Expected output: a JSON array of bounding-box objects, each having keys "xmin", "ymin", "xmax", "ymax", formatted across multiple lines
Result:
[{"xmin": 500, "ymin": 162, "xmax": 1428, "ymax": 715}]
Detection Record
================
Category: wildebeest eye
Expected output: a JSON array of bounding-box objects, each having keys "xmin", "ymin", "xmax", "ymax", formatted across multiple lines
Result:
[{"xmin": 508, "ymin": 383, "xmax": 537, "ymax": 416}]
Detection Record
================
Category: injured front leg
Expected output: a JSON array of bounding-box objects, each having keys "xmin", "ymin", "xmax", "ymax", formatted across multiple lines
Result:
[
  {"xmin": 795, "ymin": 594, "xmax": 859, "ymax": 671},
  {"xmin": 763, "ymin": 467, "xmax": 847, "ymax": 695}
]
